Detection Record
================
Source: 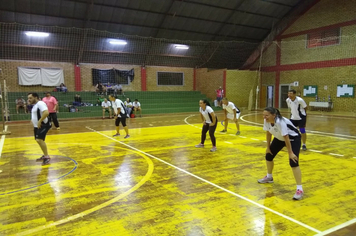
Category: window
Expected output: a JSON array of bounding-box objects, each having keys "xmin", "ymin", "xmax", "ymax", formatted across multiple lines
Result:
[
  {"xmin": 307, "ymin": 28, "xmax": 340, "ymax": 48},
  {"xmin": 157, "ymin": 72, "xmax": 184, "ymax": 86}
]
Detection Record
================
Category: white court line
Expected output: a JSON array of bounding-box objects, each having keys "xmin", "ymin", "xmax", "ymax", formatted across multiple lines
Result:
[
  {"xmin": 86, "ymin": 125, "xmax": 321, "ymax": 234},
  {"xmin": 224, "ymin": 141, "xmax": 233, "ymax": 144},
  {"xmin": 314, "ymin": 218, "xmax": 356, "ymax": 236},
  {"xmin": 353, "ymin": 157, "xmax": 356, "ymax": 159},
  {"xmin": 309, "ymin": 149, "xmax": 322, "ymax": 153},
  {"xmin": 329, "ymin": 153, "xmax": 344, "ymax": 157},
  {"xmin": 250, "ymin": 138, "xmax": 260, "ymax": 141},
  {"xmin": 240, "ymin": 136, "xmax": 247, "ymax": 138},
  {"xmin": 0, "ymin": 125, "xmax": 8, "ymax": 158}
]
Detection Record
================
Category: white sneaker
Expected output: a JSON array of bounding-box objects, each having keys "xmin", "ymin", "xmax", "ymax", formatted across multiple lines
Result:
[
  {"xmin": 210, "ymin": 147, "xmax": 217, "ymax": 152},
  {"xmin": 195, "ymin": 143, "xmax": 204, "ymax": 148},
  {"xmin": 293, "ymin": 189, "xmax": 304, "ymax": 200},
  {"xmin": 258, "ymin": 176, "xmax": 274, "ymax": 183}
]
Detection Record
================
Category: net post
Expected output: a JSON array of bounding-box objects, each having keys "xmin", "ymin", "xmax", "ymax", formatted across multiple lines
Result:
[{"xmin": 0, "ymin": 75, "xmax": 11, "ymax": 135}]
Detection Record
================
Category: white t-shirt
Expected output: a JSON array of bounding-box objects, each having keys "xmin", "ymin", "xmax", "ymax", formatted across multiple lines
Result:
[
  {"xmin": 31, "ymin": 101, "xmax": 49, "ymax": 128},
  {"xmin": 133, "ymin": 102, "xmax": 141, "ymax": 108},
  {"xmin": 199, "ymin": 106, "xmax": 215, "ymax": 124},
  {"xmin": 124, "ymin": 101, "xmax": 133, "ymax": 107},
  {"xmin": 101, "ymin": 101, "xmax": 111, "ymax": 108},
  {"xmin": 112, "ymin": 99, "xmax": 126, "ymax": 115},
  {"xmin": 222, "ymin": 101, "xmax": 240, "ymax": 114},
  {"xmin": 286, "ymin": 96, "xmax": 307, "ymax": 120},
  {"xmin": 263, "ymin": 117, "xmax": 299, "ymax": 141}
]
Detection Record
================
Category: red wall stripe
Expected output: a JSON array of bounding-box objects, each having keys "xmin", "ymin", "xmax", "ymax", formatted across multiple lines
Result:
[
  {"xmin": 281, "ymin": 19, "xmax": 356, "ymax": 39},
  {"xmin": 223, "ymin": 70, "xmax": 226, "ymax": 98},
  {"xmin": 193, "ymin": 68, "xmax": 196, "ymax": 91},
  {"xmin": 141, "ymin": 66, "xmax": 147, "ymax": 91},
  {"xmin": 74, "ymin": 64, "xmax": 81, "ymax": 91},
  {"xmin": 260, "ymin": 57, "xmax": 356, "ymax": 72}
]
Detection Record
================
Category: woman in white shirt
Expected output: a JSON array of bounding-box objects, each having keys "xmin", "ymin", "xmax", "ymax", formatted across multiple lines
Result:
[
  {"xmin": 124, "ymin": 98, "xmax": 133, "ymax": 117},
  {"xmin": 258, "ymin": 107, "xmax": 304, "ymax": 200},
  {"xmin": 195, "ymin": 99, "xmax": 217, "ymax": 152}
]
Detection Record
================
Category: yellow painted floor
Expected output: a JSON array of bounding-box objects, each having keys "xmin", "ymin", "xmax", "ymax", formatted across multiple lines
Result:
[{"xmin": 0, "ymin": 112, "xmax": 356, "ymax": 235}]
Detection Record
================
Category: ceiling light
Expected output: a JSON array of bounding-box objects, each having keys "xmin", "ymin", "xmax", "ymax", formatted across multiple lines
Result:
[
  {"xmin": 25, "ymin": 31, "xmax": 50, "ymax": 37},
  {"xmin": 109, "ymin": 40, "xmax": 127, "ymax": 45},
  {"xmin": 175, "ymin": 45, "xmax": 189, "ymax": 50}
]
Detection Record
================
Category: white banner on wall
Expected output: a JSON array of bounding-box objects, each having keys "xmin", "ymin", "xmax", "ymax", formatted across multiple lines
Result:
[
  {"xmin": 40, "ymin": 68, "xmax": 64, "ymax": 86},
  {"xmin": 18, "ymin": 67, "xmax": 42, "ymax": 85},
  {"xmin": 18, "ymin": 67, "xmax": 64, "ymax": 86}
]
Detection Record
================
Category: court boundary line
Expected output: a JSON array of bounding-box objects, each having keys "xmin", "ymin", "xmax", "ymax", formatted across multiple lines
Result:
[
  {"xmin": 314, "ymin": 218, "xmax": 356, "ymax": 236},
  {"xmin": 240, "ymin": 113, "xmax": 356, "ymax": 139},
  {"xmin": 85, "ymin": 125, "xmax": 322, "ymax": 234},
  {"xmin": 16, "ymin": 146, "xmax": 154, "ymax": 236},
  {"xmin": 0, "ymin": 155, "xmax": 78, "ymax": 196},
  {"xmin": 0, "ymin": 125, "xmax": 8, "ymax": 158}
]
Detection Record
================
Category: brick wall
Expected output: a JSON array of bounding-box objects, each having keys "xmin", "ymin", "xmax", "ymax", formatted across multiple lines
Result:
[
  {"xmin": 145, "ymin": 66, "xmax": 193, "ymax": 91},
  {"xmin": 196, "ymin": 68, "xmax": 224, "ymax": 101},
  {"xmin": 0, "ymin": 60, "xmax": 74, "ymax": 92}
]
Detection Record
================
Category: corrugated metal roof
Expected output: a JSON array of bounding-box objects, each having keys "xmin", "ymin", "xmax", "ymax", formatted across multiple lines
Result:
[{"xmin": 0, "ymin": 0, "xmax": 308, "ymax": 68}]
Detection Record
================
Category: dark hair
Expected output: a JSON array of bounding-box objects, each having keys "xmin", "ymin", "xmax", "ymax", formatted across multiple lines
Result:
[
  {"xmin": 264, "ymin": 107, "xmax": 283, "ymax": 120},
  {"xmin": 28, "ymin": 92, "xmax": 39, "ymax": 99},
  {"xmin": 109, "ymin": 94, "xmax": 115, "ymax": 98},
  {"xmin": 135, "ymin": 99, "xmax": 138, "ymax": 101},
  {"xmin": 288, "ymin": 89, "xmax": 296, "ymax": 94},
  {"xmin": 201, "ymin": 99, "xmax": 211, "ymax": 107},
  {"xmin": 127, "ymin": 98, "xmax": 131, "ymax": 102}
]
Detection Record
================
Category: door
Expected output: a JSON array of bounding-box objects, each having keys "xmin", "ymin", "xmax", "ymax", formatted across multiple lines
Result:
[{"xmin": 279, "ymin": 84, "xmax": 290, "ymax": 108}]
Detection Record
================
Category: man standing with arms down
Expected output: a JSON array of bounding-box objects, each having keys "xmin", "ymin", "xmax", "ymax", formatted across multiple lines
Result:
[
  {"xmin": 109, "ymin": 94, "xmax": 130, "ymax": 139},
  {"xmin": 42, "ymin": 92, "xmax": 60, "ymax": 130},
  {"xmin": 286, "ymin": 89, "xmax": 308, "ymax": 151},
  {"xmin": 28, "ymin": 93, "xmax": 51, "ymax": 165}
]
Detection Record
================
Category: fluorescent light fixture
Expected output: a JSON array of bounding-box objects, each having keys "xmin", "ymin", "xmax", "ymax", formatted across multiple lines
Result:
[
  {"xmin": 25, "ymin": 31, "xmax": 50, "ymax": 37},
  {"xmin": 175, "ymin": 44, "xmax": 189, "ymax": 50},
  {"xmin": 109, "ymin": 40, "xmax": 127, "ymax": 45}
]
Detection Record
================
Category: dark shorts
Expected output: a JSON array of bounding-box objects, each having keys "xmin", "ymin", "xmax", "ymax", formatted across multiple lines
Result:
[
  {"xmin": 290, "ymin": 116, "xmax": 307, "ymax": 128},
  {"xmin": 34, "ymin": 124, "xmax": 51, "ymax": 141},
  {"xmin": 115, "ymin": 115, "xmax": 127, "ymax": 127},
  {"xmin": 216, "ymin": 97, "xmax": 222, "ymax": 101}
]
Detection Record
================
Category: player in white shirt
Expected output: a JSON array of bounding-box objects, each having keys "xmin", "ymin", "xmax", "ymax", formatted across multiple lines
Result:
[
  {"xmin": 286, "ymin": 89, "xmax": 308, "ymax": 150},
  {"xmin": 258, "ymin": 107, "xmax": 304, "ymax": 200},
  {"xmin": 133, "ymin": 99, "xmax": 142, "ymax": 117},
  {"xmin": 195, "ymin": 99, "xmax": 218, "ymax": 152},
  {"xmin": 101, "ymin": 98, "xmax": 112, "ymax": 119},
  {"xmin": 220, "ymin": 97, "xmax": 241, "ymax": 135},
  {"xmin": 28, "ymin": 93, "xmax": 51, "ymax": 165},
  {"xmin": 109, "ymin": 94, "xmax": 130, "ymax": 139}
]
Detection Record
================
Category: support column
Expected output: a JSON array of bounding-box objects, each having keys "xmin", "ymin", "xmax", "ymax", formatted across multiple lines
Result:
[
  {"xmin": 275, "ymin": 39, "xmax": 281, "ymax": 107},
  {"xmin": 223, "ymin": 70, "xmax": 227, "ymax": 97},
  {"xmin": 193, "ymin": 68, "xmax": 197, "ymax": 91},
  {"xmin": 141, "ymin": 66, "xmax": 147, "ymax": 91},
  {"xmin": 74, "ymin": 64, "xmax": 81, "ymax": 91}
]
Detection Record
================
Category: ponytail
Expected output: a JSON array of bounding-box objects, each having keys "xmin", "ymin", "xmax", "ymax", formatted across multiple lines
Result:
[{"xmin": 202, "ymin": 99, "xmax": 211, "ymax": 107}]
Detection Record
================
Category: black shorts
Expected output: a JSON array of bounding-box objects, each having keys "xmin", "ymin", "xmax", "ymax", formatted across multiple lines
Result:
[
  {"xmin": 115, "ymin": 115, "xmax": 127, "ymax": 127},
  {"xmin": 34, "ymin": 124, "xmax": 51, "ymax": 141},
  {"xmin": 290, "ymin": 116, "xmax": 307, "ymax": 128}
]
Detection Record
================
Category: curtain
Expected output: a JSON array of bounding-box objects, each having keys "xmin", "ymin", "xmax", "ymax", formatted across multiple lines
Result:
[
  {"xmin": 92, "ymin": 68, "xmax": 134, "ymax": 85},
  {"xmin": 18, "ymin": 67, "xmax": 42, "ymax": 85},
  {"xmin": 18, "ymin": 67, "xmax": 64, "ymax": 86},
  {"xmin": 41, "ymin": 68, "xmax": 64, "ymax": 86}
]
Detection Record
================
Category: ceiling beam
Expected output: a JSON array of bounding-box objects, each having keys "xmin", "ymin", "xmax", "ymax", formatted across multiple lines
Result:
[
  {"xmin": 259, "ymin": 0, "xmax": 295, "ymax": 8},
  {"xmin": 175, "ymin": 0, "xmax": 280, "ymax": 19},
  {"xmin": 64, "ymin": 0, "xmax": 271, "ymax": 30},
  {"xmin": 1, "ymin": 10, "xmax": 261, "ymax": 41}
]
